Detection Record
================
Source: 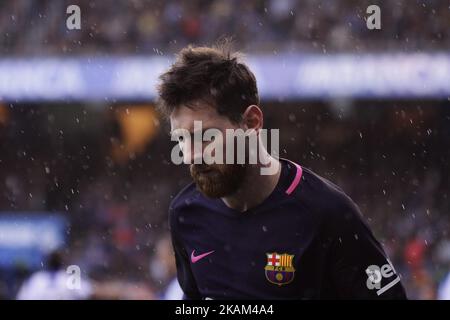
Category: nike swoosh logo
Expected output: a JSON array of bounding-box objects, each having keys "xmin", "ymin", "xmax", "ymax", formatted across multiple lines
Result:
[{"xmin": 191, "ymin": 250, "xmax": 215, "ymax": 263}]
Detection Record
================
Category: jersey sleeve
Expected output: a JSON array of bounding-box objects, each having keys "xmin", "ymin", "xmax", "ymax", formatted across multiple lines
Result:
[
  {"xmin": 169, "ymin": 207, "xmax": 201, "ymax": 300},
  {"xmin": 326, "ymin": 194, "xmax": 408, "ymax": 299}
]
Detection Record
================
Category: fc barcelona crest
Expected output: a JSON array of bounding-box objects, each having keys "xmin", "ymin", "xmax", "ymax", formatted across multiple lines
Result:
[{"xmin": 265, "ymin": 252, "xmax": 295, "ymax": 286}]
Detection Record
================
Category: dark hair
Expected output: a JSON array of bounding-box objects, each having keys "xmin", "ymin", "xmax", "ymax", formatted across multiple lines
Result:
[
  {"xmin": 157, "ymin": 40, "xmax": 260, "ymax": 123},
  {"xmin": 46, "ymin": 250, "xmax": 63, "ymax": 271}
]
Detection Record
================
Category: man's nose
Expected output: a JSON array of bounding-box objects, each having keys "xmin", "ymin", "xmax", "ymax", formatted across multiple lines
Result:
[{"xmin": 182, "ymin": 141, "xmax": 203, "ymax": 164}]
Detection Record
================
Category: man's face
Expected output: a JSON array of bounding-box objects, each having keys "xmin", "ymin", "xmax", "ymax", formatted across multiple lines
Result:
[{"xmin": 170, "ymin": 102, "xmax": 247, "ymax": 198}]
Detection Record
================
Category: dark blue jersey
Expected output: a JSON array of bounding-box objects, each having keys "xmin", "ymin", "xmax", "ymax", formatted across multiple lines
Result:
[{"xmin": 169, "ymin": 159, "xmax": 407, "ymax": 299}]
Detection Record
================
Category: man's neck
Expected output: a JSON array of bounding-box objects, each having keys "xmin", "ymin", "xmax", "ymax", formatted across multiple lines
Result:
[{"xmin": 221, "ymin": 157, "xmax": 281, "ymax": 212}]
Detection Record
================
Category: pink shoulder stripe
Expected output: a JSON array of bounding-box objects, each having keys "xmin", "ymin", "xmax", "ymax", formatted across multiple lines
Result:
[{"xmin": 285, "ymin": 161, "xmax": 303, "ymax": 195}]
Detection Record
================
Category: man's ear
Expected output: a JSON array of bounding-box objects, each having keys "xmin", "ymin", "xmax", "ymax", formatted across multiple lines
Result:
[{"xmin": 242, "ymin": 105, "xmax": 263, "ymax": 131}]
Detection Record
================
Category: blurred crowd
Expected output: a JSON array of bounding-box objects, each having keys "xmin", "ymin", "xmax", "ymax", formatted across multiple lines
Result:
[
  {"xmin": 1, "ymin": 0, "xmax": 449, "ymax": 301},
  {"xmin": 0, "ymin": 103, "xmax": 183, "ymax": 299},
  {"xmin": 0, "ymin": 100, "xmax": 449, "ymax": 299},
  {"xmin": 1, "ymin": 0, "xmax": 450, "ymax": 56}
]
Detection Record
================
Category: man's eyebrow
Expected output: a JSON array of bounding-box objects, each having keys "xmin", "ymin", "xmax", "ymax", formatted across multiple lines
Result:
[
  {"xmin": 169, "ymin": 128, "xmax": 194, "ymax": 138},
  {"xmin": 169, "ymin": 127, "xmax": 219, "ymax": 137},
  {"xmin": 169, "ymin": 129, "xmax": 188, "ymax": 136},
  {"xmin": 193, "ymin": 127, "xmax": 218, "ymax": 134}
]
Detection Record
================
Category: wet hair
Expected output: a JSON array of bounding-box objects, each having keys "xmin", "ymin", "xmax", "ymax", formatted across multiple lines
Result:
[{"xmin": 157, "ymin": 39, "xmax": 260, "ymax": 123}]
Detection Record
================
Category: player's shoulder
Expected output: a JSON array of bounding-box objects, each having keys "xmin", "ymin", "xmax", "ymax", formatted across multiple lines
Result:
[
  {"xmin": 295, "ymin": 166, "xmax": 348, "ymax": 204},
  {"xmin": 169, "ymin": 181, "xmax": 199, "ymax": 212},
  {"xmin": 295, "ymin": 166, "xmax": 362, "ymax": 222}
]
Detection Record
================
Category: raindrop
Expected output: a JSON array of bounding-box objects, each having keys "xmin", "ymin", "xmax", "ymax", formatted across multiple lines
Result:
[{"xmin": 288, "ymin": 113, "xmax": 296, "ymax": 122}]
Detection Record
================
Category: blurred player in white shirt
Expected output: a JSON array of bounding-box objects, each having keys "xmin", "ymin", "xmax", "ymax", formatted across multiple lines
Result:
[
  {"xmin": 150, "ymin": 235, "xmax": 183, "ymax": 300},
  {"xmin": 16, "ymin": 251, "xmax": 92, "ymax": 300},
  {"xmin": 438, "ymin": 271, "xmax": 450, "ymax": 300}
]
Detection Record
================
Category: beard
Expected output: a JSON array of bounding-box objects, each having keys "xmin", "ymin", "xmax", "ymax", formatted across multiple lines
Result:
[{"xmin": 190, "ymin": 163, "xmax": 247, "ymax": 198}]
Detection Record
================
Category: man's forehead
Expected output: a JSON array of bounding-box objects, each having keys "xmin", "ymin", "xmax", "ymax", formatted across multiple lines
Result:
[
  {"xmin": 172, "ymin": 101, "xmax": 217, "ymax": 117},
  {"xmin": 170, "ymin": 103, "xmax": 223, "ymax": 131}
]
